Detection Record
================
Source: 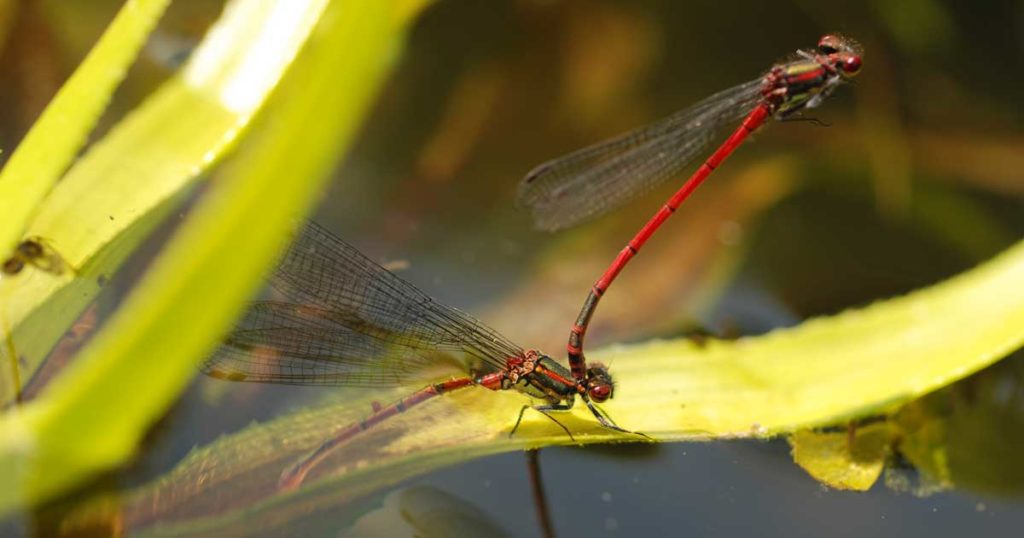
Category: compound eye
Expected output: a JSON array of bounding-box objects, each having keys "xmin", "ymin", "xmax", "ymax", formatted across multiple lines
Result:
[
  {"xmin": 841, "ymin": 55, "xmax": 862, "ymax": 76},
  {"xmin": 817, "ymin": 34, "xmax": 841, "ymax": 54},
  {"xmin": 589, "ymin": 383, "xmax": 612, "ymax": 402}
]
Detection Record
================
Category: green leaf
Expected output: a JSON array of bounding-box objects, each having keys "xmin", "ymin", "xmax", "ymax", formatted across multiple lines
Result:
[
  {"xmin": 0, "ymin": 0, "xmax": 335, "ymax": 404},
  {"xmin": 0, "ymin": 0, "xmax": 171, "ymax": 251},
  {"xmin": 94, "ymin": 237, "xmax": 1024, "ymax": 535},
  {"xmin": 0, "ymin": 0, "xmax": 430, "ymax": 515},
  {"xmin": 789, "ymin": 425, "xmax": 893, "ymax": 491}
]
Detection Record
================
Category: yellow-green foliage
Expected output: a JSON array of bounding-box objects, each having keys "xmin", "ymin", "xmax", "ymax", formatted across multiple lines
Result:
[
  {"xmin": 98, "ymin": 239, "xmax": 1024, "ymax": 534},
  {"xmin": 0, "ymin": 0, "xmax": 430, "ymax": 515}
]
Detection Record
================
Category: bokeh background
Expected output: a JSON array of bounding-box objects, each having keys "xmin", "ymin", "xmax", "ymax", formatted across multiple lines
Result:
[{"xmin": 1, "ymin": 0, "xmax": 1023, "ymax": 536}]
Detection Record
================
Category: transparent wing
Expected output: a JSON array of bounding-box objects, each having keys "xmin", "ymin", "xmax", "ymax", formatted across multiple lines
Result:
[
  {"xmin": 517, "ymin": 78, "xmax": 764, "ymax": 231},
  {"xmin": 203, "ymin": 223, "xmax": 524, "ymax": 387}
]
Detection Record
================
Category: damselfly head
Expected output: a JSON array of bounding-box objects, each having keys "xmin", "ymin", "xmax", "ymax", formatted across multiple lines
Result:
[
  {"xmin": 817, "ymin": 34, "xmax": 863, "ymax": 56},
  {"xmin": 585, "ymin": 363, "xmax": 614, "ymax": 402},
  {"xmin": 817, "ymin": 34, "xmax": 863, "ymax": 78}
]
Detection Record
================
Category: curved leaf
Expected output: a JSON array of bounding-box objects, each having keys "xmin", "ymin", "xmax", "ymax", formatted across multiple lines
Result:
[
  {"xmin": 0, "ymin": 0, "xmax": 330, "ymax": 403},
  {"xmin": 0, "ymin": 0, "xmax": 171, "ymax": 250},
  {"xmin": 104, "ymin": 237, "xmax": 1024, "ymax": 534},
  {"xmin": 0, "ymin": 0, "xmax": 429, "ymax": 515}
]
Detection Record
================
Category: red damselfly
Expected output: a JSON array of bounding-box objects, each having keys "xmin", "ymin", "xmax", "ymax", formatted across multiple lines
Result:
[
  {"xmin": 203, "ymin": 222, "xmax": 634, "ymax": 490},
  {"xmin": 517, "ymin": 35, "xmax": 863, "ymax": 380}
]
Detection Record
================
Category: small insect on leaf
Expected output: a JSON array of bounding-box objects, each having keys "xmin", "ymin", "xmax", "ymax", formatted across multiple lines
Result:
[{"xmin": 1, "ymin": 237, "xmax": 71, "ymax": 276}]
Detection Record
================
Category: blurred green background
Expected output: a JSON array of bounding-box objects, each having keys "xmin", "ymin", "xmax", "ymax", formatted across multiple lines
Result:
[{"xmin": 1, "ymin": 0, "xmax": 1022, "ymax": 536}]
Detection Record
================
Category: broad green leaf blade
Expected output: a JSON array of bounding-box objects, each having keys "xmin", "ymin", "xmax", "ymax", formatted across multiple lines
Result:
[
  {"xmin": 0, "ymin": 0, "xmax": 430, "ymax": 515},
  {"xmin": 105, "ymin": 238, "xmax": 1024, "ymax": 534},
  {"xmin": 0, "ymin": 0, "xmax": 171, "ymax": 251},
  {"xmin": 0, "ymin": 0, "xmax": 330, "ymax": 404}
]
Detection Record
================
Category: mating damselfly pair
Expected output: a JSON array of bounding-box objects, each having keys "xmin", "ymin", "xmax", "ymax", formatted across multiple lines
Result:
[
  {"xmin": 2, "ymin": 34, "xmax": 862, "ymax": 493},
  {"xmin": 197, "ymin": 34, "xmax": 863, "ymax": 490}
]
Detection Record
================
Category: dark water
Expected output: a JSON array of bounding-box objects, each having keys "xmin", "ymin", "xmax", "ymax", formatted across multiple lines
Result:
[{"xmin": 3, "ymin": 0, "xmax": 1023, "ymax": 536}]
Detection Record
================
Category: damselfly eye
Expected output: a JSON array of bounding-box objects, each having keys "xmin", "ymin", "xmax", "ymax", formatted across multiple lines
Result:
[
  {"xmin": 589, "ymin": 382, "xmax": 612, "ymax": 402},
  {"xmin": 841, "ymin": 55, "xmax": 862, "ymax": 76},
  {"xmin": 817, "ymin": 34, "xmax": 842, "ymax": 54}
]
